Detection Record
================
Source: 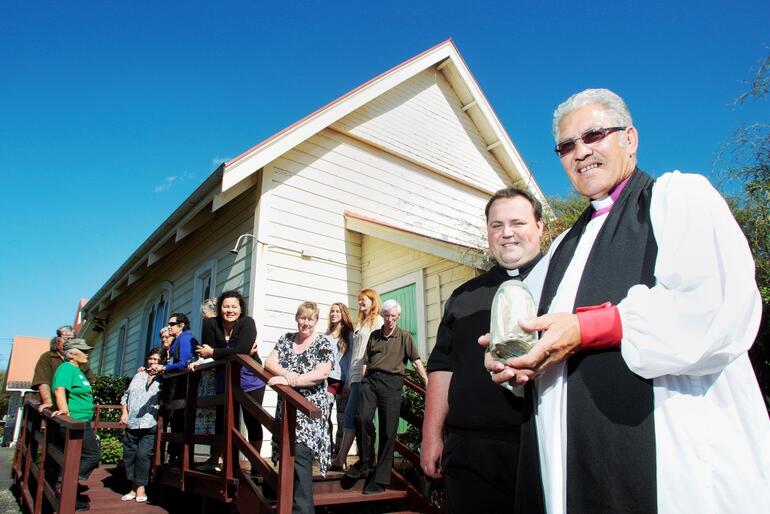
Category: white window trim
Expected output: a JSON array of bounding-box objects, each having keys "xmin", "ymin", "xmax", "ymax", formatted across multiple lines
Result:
[
  {"xmin": 192, "ymin": 259, "xmax": 218, "ymax": 341},
  {"xmin": 113, "ymin": 319, "xmax": 129, "ymax": 376},
  {"xmin": 140, "ymin": 281, "xmax": 174, "ymax": 358},
  {"xmin": 372, "ymin": 270, "xmax": 427, "ymax": 358}
]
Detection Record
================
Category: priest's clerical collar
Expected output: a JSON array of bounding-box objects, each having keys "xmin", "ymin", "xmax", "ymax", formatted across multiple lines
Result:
[
  {"xmin": 503, "ymin": 253, "xmax": 543, "ymax": 279},
  {"xmin": 590, "ymin": 174, "xmax": 632, "ymax": 218}
]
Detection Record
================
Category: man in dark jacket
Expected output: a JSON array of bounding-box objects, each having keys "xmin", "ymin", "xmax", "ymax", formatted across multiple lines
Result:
[{"xmin": 421, "ymin": 187, "xmax": 545, "ymax": 513}]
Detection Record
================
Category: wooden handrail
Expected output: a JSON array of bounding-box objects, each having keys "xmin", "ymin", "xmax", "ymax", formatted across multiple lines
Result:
[
  {"xmin": 154, "ymin": 353, "xmax": 321, "ymax": 511},
  {"xmin": 13, "ymin": 398, "xmax": 86, "ymax": 514},
  {"xmin": 163, "ymin": 354, "xmax": 321, "ymax": 417}
]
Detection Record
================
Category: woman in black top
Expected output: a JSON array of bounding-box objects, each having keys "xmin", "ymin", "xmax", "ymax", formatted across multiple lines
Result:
[{"xmin": 191, "ymin": 290, "xmax": 266, "ymax": 471}]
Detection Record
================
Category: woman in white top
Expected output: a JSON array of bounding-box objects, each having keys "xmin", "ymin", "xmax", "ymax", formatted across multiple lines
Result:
[
  {"xmin": 331, "ymin": 288, "xmax": 383, "ymax": 469},
  {"xmin": 325, "ymin": 302, "xmax": 354, "ymax": 470}
]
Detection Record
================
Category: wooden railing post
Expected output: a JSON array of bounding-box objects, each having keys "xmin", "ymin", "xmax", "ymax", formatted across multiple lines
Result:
[
  {"xmin": 57, "ymin": 424, "xmax": 84, "ymax": 513},
  {"xmin": 223, "ymin": 359, "xmax": 236, "ymax": 498},
  {"xmin": 184, "ymin": 370, "xmax": 201, "ymax": 477},
  {"xmin": 276, "ymin": 399, "xmax": 296, "ymax": 514}
]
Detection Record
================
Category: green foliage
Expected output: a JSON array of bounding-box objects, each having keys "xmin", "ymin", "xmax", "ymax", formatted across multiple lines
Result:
[
  {"xmin": 0, "ymin": 370, "xmax": 10, "ymax": 418},
  {"xmin": 398, "ymin": 367, "xmax": 424, "ymax": 453},
  {"xmin": 91, "ymin": 374, "xmax": 130, "ymax": 405},
  {"xmin": 92, "ymin": 374, "xmax": 131, "ymax": 451},
  {"xmin": 99, "ymin": 435, "xmax": 124, "ymax": 464},
  {"xmin": 542, "ymin": 192, "xmax": 589, "ymax": 251},
  {"xmin": 717, "ymin": 52, "xmax": 770, "ymax": 409}
]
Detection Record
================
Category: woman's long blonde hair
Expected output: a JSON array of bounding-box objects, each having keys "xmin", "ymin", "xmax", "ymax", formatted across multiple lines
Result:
[
  {"xmin": 356, "ymin": 288, "xmax": 382, "ymax": 330},
  {"xmin": 326, "ymin": 302, "xmax": 354, "ymax": 353}
]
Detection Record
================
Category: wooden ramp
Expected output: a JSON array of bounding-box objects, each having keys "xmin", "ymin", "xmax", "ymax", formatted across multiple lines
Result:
[{"xmin": 76, "ymin": 465, "xmax": 168, "ymax": 513}]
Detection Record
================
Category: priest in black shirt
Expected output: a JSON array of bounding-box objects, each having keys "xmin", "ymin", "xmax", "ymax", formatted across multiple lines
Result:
[{"xmin": 421, "ymin": 187, "xmax": 546, "ymax": 514}]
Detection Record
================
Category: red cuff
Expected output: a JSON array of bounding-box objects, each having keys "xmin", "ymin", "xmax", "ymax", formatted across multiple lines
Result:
[{"xmin": 576, "ymin": 302, "xmax": 622, "ymax": 350}]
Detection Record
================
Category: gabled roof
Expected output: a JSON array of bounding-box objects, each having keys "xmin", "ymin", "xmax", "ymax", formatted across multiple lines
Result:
[
  {"xmin": 222, "ymin": 39, "xmax": 545, "ymax": 205},
  {"xmin": 82, "ymin": 40, "xmax": 544, "ymax": 319}
]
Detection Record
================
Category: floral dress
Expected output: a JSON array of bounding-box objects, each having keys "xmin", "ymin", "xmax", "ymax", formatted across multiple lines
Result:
[{"xmin": 271, "ymin": 332, "xmax": 334, "ymax": 475}]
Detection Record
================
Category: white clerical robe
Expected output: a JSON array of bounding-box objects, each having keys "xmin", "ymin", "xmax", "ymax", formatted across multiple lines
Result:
[{"xmin": 535, "ymin": 171, "xmax": 770, "ymax": 514}]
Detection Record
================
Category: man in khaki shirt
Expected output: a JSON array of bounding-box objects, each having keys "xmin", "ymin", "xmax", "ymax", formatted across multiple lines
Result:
[
  {"xmin": 31, "ymin": 325, "xmax": 94, "ymax": 412},
  {"xmin": 346, "ymin": 299, "xmax": 428, "ymax": 494}
]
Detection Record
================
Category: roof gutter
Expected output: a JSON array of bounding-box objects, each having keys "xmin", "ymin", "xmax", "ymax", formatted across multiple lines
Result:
[{"xmin": 82, "ymin": 164, "xmax": 225, "ymax": 318}]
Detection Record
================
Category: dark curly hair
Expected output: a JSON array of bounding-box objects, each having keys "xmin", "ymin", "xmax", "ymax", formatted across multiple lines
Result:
[{"xmin": 216, "ymin": 290, "xmax": 248, "ymax": 319}]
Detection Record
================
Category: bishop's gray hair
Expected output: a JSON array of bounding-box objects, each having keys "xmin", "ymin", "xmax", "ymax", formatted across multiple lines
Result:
[
  {"xmin": 381, "ymin": 299, "xmax": 402, "ymax": 315},
  {"xmin": 552, "ymin": 89, "xmax": 633, "ymax": 142}
]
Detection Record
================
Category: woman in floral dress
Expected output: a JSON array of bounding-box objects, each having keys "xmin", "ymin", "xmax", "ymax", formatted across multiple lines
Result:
[{"xmin": 266, "ymin": 301, "xmax": 333, "ymax": 514}]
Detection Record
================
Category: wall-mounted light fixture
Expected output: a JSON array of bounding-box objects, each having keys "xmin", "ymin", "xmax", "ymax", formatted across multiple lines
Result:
[{"xmin": 230, "ymin": 233, "xmax": 257, "ymax": 255}]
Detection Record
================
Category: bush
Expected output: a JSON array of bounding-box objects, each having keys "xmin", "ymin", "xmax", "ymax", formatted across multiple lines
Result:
[
  {"xmin": 100, "ymin": 435, "xmax": 124, "ymax": 464},
  {"xmin": 92, "ymin": 374, "xmax": 131, "ymax": 462},
  {"xmin": 92, "ymin": 375, "xmax": 130, "ymax": 405}
]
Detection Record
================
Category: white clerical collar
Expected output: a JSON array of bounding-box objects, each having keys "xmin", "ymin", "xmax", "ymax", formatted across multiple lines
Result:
[
  {"xmin": 591, "ymin": 195, "xmax": 614, "ymax": 212},
  {"xmin": 506, "ymin": 268, "xmax": 520, "ymax": 277}
]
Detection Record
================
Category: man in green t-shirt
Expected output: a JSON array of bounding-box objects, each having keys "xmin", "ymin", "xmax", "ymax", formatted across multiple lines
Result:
[{"xmin": 51, "ymin": 338, "xmax": 101, "ymax": 510}]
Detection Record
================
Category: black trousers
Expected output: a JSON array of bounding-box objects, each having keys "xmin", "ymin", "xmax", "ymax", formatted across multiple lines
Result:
[
  {"xmin": 56, "ymin": 424, "xmax": 101, "ymax": 481},
  {"xmin": 293, "ymin": 442, "xmax": 315, "ymax": 514},
  {"xmin": 358, "ymin": 371, "xmax": 403, "ymax": 485},
  {"xmin": 241, "ymin": 387, "xmax": 266, "ymax": 446},
  {"xmin": 168, "ymin": 376, "xmax": 187, "ymax": 459},
  {"xmin": 442, "ymin": 431, "xmax": 520, "ymax": 514},
  {"xmin": 122, "ymin": 428, "xmax": 155, "ymax": 486}
]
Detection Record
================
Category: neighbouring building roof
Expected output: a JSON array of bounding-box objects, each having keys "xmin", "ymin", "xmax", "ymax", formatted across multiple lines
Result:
[{"xmin": 4, "ymin": 336, "xmax": 50, "ymax": 391}]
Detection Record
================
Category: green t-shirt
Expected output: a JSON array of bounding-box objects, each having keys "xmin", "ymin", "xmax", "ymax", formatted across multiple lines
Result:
[{"xmin": 52, "ymin": 362, "xmax": 94, "ymax": 422}]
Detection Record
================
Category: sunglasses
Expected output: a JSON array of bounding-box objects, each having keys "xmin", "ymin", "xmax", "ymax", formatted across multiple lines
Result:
[
  {"xmin": 167, "ymin": 321, "xmax": 181, "ymax": 327},
  {"xmin": 554, "ymin": 126, "xmax": 626, "ymax": 156}
]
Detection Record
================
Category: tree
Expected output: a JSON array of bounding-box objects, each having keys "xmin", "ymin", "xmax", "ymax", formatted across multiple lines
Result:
[
  {"xmin": 0, "ymin": 370, "xmax": 10, "ymax": 418},
  {"xmin": 717, "ymin": 52, "xmax": 770, "ymax": 408},
  {"xmin": 541, "ymin": 193, "xmax": 588, "ymax": 251}
]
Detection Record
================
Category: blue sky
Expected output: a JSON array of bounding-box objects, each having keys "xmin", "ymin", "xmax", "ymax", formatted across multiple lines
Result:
[{"xmin": 1, "ymin": 0, "xmax": 768, "ymax": 366}]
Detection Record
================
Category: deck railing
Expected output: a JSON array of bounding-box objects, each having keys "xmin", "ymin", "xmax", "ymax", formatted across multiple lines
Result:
[
  {"xmin": 12, "ymin": 359, "xmax": 439, "ymax": 513},
  {"xmin": 12, "ymin": 399, "xmax": 89, "ymax": 514},
  {"xmin": 157, "ymin": 354, "xmax": 319, "ymax": 514}
]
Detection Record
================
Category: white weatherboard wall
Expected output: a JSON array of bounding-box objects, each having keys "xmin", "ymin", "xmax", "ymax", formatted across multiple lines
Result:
[
  {"xmin": 332, "ymin": 66, "xmax": 510, "ymax": 194},
  {"xmin": 94, "ymin": 187, "xmax": 258, "ymax": 375}
]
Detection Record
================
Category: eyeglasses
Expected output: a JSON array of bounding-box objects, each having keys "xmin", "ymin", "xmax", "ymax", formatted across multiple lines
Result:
[
  {"xmin": 554, "ymin": 126, "xmax": 626, "ymax": 156},
  {"xmin": 168, "ymin": 321, "xmax": 181, "ymax": 327}
]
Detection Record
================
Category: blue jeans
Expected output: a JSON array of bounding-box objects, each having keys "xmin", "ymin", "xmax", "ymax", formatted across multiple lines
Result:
[
  {"xmin": 342, "ymin": 382, "xmax": 360, "ymax": 432},
  {"xmin": 123, "ymin": 428, "xmax": 156, "ymax": 486}
]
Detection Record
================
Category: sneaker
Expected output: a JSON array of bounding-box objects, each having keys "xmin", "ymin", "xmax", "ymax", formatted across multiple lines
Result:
[{"xmin": 362, "ymin": 482, "xmax": 385, "ymax": 495}]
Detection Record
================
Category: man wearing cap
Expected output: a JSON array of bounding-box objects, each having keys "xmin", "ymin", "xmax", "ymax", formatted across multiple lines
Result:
[
  {"xmin": 52, "ymin": 338, "xmax": 101, "ymax": 510},
  {"xmin": 487, "ymin": 88, "xmax": 769, "ymax": 513},
  {"xmin": 32, "ymin": 325, "xmax": 95, "ymax": 412}
]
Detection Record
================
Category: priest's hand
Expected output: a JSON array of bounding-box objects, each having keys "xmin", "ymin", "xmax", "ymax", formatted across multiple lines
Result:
[{"xmin": 420, "ymin": 434, "xmax": 444, "ymax": 479}]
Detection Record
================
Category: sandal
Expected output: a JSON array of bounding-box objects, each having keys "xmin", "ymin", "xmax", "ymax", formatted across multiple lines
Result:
[
  {"xmin": 135, "ymin": 496, "xmax": 148, "ymax": 503},
  {"xmin": 121, "ymin": 493, "xmax": 137, "ymax": 501}
]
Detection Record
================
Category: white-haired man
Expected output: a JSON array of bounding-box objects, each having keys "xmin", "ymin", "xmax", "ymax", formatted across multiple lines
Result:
[
  {"xmin": 487, "ymin": 88, "xmax": 770, "ymax": 513},
  {"xmin": 346, "ymin": 299, "xmax": 428, "ymax": 494}
]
